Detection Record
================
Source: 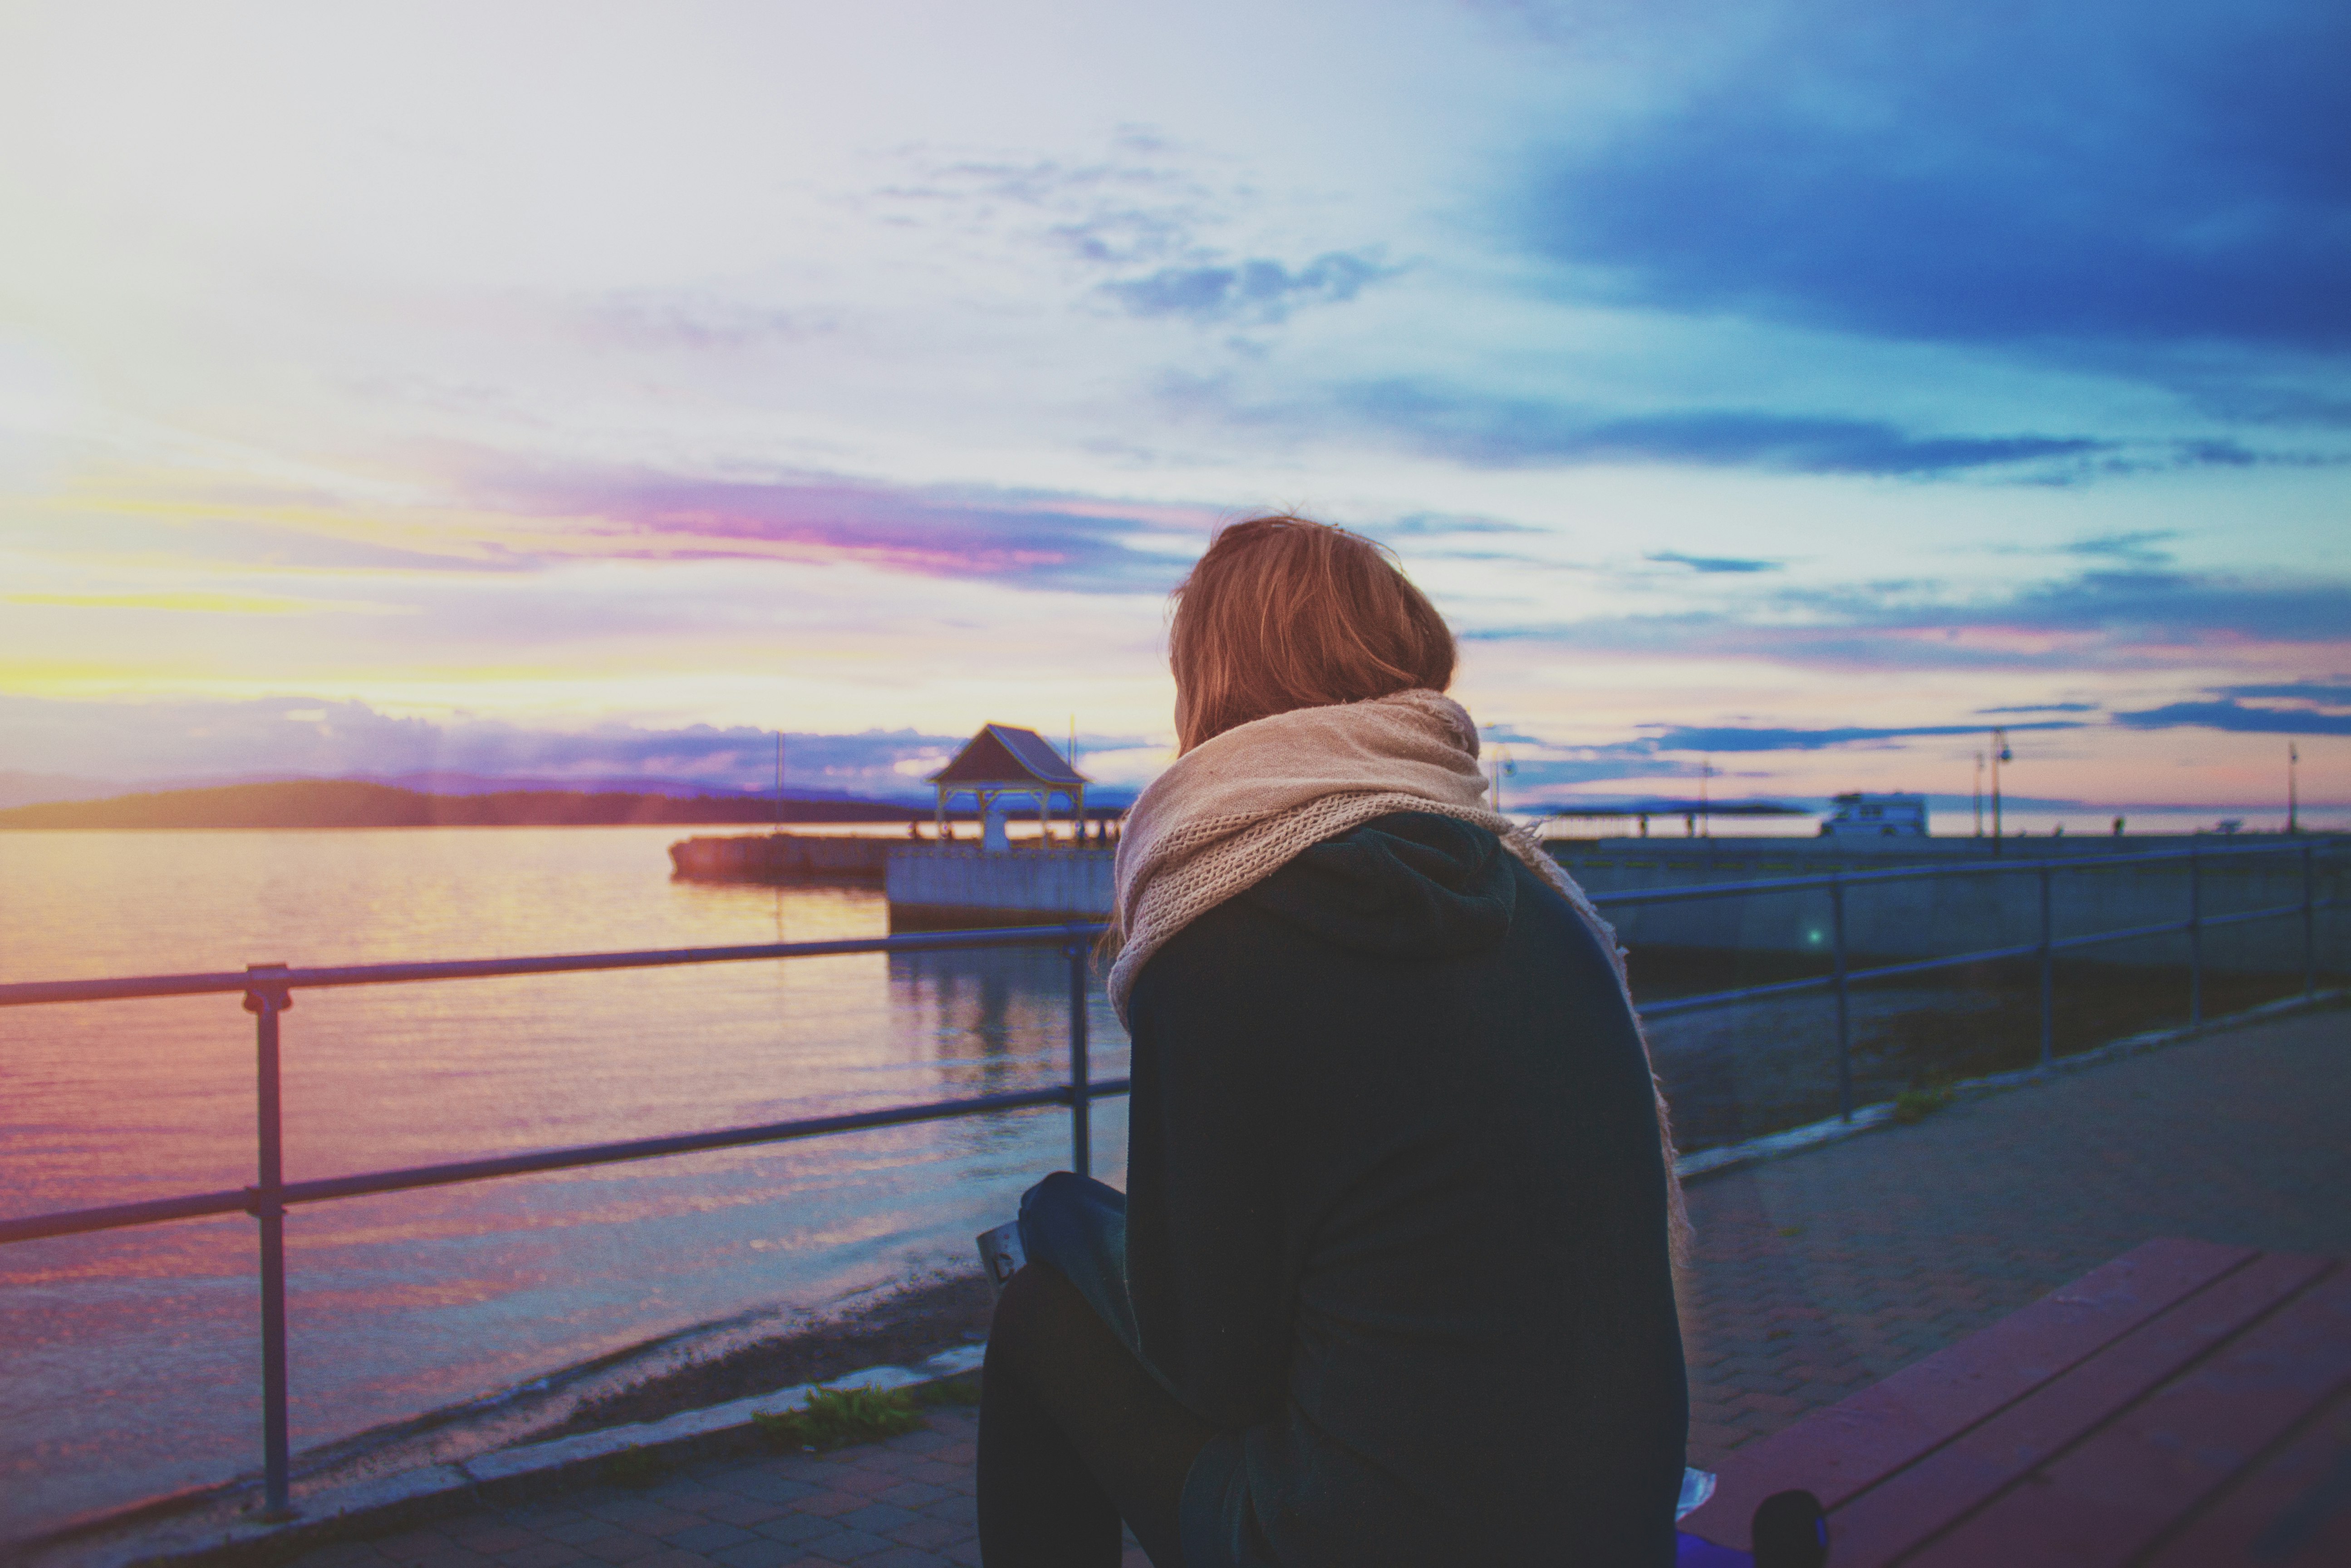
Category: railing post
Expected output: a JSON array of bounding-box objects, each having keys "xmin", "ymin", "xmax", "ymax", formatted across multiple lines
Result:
[
  {"xmin": 242, "ymin": 964, "xmax": 295, "ymax": 1519},
  {"xmin": 1831, "ymin": 874, "xmax": 1851, "ymax": 1122},
  {"xmin": 2189, "ymin": 847, "xmax": 2204, "ymax": 1028},
  {"xmin": 2038, "ymin": 862, "xmax": 2055, "ymax": 1068},
  {"xmin": 2303, "ymin": 844, "xmax": 2317, "ymax": 1000},
  {"xmin": 1065, "ymin": 943, "xmax": 1090, "ymax": 1179}
]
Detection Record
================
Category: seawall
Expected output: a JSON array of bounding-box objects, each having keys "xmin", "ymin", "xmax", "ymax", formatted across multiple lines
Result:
[
  {"xmin": 883, "ymin": 846, "xmax": 1115, "ymax": 929},
  {"xmin": 668, "ymin": 833, "xmax": 905, "ymax": 882}
]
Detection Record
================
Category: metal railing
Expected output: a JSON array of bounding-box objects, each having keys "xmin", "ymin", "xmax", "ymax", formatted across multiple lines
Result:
[
  {"xmin": 1592, "ymin": 838, "xmax": 2340, "ymax": 1119},
  {"xmin": 0, "ymin": 838, "xmax": 2340, "ymax": 1519}
]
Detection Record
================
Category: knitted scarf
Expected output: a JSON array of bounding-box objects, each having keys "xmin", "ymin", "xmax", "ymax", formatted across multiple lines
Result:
[{"xmin": 1107, "ymin": 689, "xmax": 1687, "ymax": 1232}]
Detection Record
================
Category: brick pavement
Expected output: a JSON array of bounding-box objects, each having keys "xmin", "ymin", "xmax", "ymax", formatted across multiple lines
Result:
[
  {"xmin": 291, "ymin": 1411, "xmax": 1149, "ymax": 1568},
  {"xmin": 280, "ymin": 1001, "xmax": 2347, "ymax": 1568}
]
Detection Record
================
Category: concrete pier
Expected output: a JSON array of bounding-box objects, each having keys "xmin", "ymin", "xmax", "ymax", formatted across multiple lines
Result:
[
  {"xmin": 884, "ymin": 846, "xmax": 1114, "ymax": 929},
  {"xmin": 668, "ymin": 833, "xmax": 903, "ymax": 882}
]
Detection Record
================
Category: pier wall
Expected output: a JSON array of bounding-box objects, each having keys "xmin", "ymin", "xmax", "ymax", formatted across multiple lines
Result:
[
  {"xmin": 1551, "ymin": 837, "xmax": 2347, "ymax": 976},
  {"xmin": 668, "ymin": 833, "xmax": 902, "ymax": 882},
  {"xmin": 884, "ymin": 846, "xmax": 1114, "ymax": 930}
]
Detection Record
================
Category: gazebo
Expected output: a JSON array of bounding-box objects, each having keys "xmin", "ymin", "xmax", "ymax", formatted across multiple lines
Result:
[{"xmin": 930, "ymin": 724, "xmax": 1088, "ymax": 850}]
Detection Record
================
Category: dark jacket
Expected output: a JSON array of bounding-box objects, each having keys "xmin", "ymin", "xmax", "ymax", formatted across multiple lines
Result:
[{"xmin": 1124, "ymin": 811, "xmax": 1687, "ymax": 1568}]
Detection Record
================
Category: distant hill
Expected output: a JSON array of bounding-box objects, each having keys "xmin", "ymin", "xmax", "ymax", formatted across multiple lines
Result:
[{"xmin": 0, "ymin": 779, "xmax": 928, "ymax": 830}]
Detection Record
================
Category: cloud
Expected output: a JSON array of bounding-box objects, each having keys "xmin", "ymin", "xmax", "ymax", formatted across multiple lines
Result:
[
  {"xmin": 2111, "ymin": 700, "xmax": 2351, "ymax": 736},
  {"xmin": 2061, "ymin": 532, "xmax": 2177, "ymax": 566},
  {"xmin": 1329, "ymin": 383, "xmax": 2111, "ymax": 474},
  {"xmin": 0, "ymin": 695, "xmax": 1157, "ymax": 799},
  {"xmin": 1647, "ymin": 550, "xmax": 1781, "ymax": 574},
  {"xmin": 1521, "ymin": 1, "xmax": 2351, "ymax": 353},
  {"xmin": 1468, "ymin": 568, "xmax": 2351, "ymax": 673},
  {"xmin": 1102, "ymin": 250, "xmax": 1390, "ymax": 324},
  {"xmin": 2218, "ymin": 679, "xmax": 2351, "ymax": 705},
  {"xmin": 1976, "ymin": 703, "xmax": 2099, "ymax": 715},
  {"xmin": 588, "ymin": 292, "xmax": 833, "ymax": 351},
  {"xmin": 2111, "ymin": 676, "xmax": 2351, "ymax": 735},
  {"xmin": 1639, "ymin": 720, "xmax": 2084, "ymax": 754},
  {"xmin": 457, "ymin": 460, "xmax": 1206, "ymax": 594}
]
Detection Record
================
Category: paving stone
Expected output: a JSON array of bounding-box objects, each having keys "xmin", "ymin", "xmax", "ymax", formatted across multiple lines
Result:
[
  {"xmin": 496, "ymin": 1545, "xmax": 585, "ymax": 1568},
  {"xmin": 578, "ymin": 1531, "xmax": 666, "ymax": 1565},
  {"xmin": 899, "ymin": 1461, "xmax": 972, "ymax": 1491},
  {"xmin": 450, "ymin": 1527, "xmax": 543, "ymax": 1555},
  {"xmin": 852, "ymin": 1548, "xmax": 947, "ymax": 1568},
  {"xmin": 751, "ymin": 1514, "xmax": 841, "ymax": 1547},
  {"xmin": 883, "ymin": 1517, "xmax": 972, "ymax": 1552},
  {"xmin": 303, "ymin": 1544, "xmax": 393, "ymax": 1568},
  {"xmin": 397, "ymin": 1549, "xmax": 497, "ymax": 1568},
  {"xmin": 798, "ymin": 1527, "xmax": 890, "ymax": 1562},
  {"xmin": 833, "ymin": 1503, "xmax": 919, "ymax": 1537},
  {"xmin": 663, "ymin": 1523, "xmax": 754, "ymax": 1555},
  {"xmin": 709, "ymin": 1542, "xmax": 809, "ymax": 1568}
]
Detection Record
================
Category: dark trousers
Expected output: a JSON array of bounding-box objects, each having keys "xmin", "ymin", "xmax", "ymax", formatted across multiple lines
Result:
[{"xmin": 977, "ymin": 1177, "xmax": 1215, "ymax": 1568}]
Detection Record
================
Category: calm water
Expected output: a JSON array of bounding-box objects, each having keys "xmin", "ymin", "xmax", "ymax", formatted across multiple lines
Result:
[{"xmin": 0, "ymin": 828, "xmax": 1128, "ymax": 1537}]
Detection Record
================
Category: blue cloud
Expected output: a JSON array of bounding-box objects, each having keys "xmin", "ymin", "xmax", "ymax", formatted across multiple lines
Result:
[
  {"xmin": 1333, "ymin": 382, "xmax": 2108, "ymax": 474},
  {"xmin": 2111, "ymin": 700, "xmax": 2351, "ymax": 736},
  {"xmin": 1648, "ymin": 550, "xmax": 1781, "ymax": 573},
  {"xmin": 1103, "ymin": 250, "xmax": 1388, "ymax": 323},
  {"xmin": 2218, "ymin": 679, "xmax": 2351, "ymax": 705},
  {"xmin": 1465, "ymin": 568, "xmax": 2351, "ymax": 671},
  {"xmin": 0, "ymin": 695, "xmax": 1156, "ymax": 799},
  {"xmin": 1522, "ymin": 1, "xmax": 2351, "ymax": 353},
  {"xmin": 1639, "ymin": 720, "xmax": 2084, "ymax": 754},
  {"xmin": 2061, "ymin": 532, "xmax": 2177, "ymax": 565},
  {"xmin": 1977, "ymin": 703, "xmax": 2099, "ymax": 715}
]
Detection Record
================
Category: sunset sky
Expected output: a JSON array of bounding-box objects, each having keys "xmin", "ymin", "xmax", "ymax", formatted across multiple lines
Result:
[{"xmin": 1, "ymin": 1, "xmax": 2345, "ymax": 820}]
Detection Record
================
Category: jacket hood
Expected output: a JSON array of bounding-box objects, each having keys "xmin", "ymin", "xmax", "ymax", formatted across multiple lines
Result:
[{"xmin": 1238, "ymin": 810, "xmax": 1515, "ymax": 960}]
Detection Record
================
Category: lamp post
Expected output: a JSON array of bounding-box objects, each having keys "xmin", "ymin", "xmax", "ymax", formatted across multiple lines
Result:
[
  {"xmin": 1484, "ymin": 728, "xmax": 1516, "ymax": 817},
  {"xmin": 1973, "ymin": 752, "xmax": 1984, "ymax": 838},
  {"xmin": 1990, "ymin": 729, "xmax": 2012, "ymax": 854},
  {"xmin": 2288, "ymin": 742, "xmax": 2300, "ymax": 834}
]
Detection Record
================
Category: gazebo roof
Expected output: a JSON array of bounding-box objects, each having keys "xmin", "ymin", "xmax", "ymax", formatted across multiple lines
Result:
[{"xmin": 930, "ymin": 724, "xmax": 1087, "ymax": 788}]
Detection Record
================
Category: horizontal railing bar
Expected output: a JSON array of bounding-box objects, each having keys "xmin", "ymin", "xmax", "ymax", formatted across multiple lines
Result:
[
  {"xmin": 1631, "ymin": 893, "xmax": 2341, "ymax": 1017},
  {"xmin": 1586, "ymin": 838, "xmax": 2342, "ymax": 911},
  {"xmin": 1840, "ymin": 942, "xmax": 2049, "ymax": 985},
  {"xmin": 0, "ymin": 1187, "xmax": 254, "ymax": 1245},
  {"xmin": 0, "ymin": 1078, "xmax": 1136, "ymax": 1247},
  {"xmin": 0, "ymin": 923, "xmax": 1109, "ymax": 1009},
  {"xmin": 2047, "ymin": 919, "xmax": 2194, "ymax": 954},
  {"xmin": 1635, "ymin": 972, "xmax": 1836, "ymax": 1017}
]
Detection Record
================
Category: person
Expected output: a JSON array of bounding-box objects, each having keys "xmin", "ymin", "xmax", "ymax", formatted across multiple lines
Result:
[{"xmin": 978, "ymin": 516, "xmax": 1689, "ymax": 1567}]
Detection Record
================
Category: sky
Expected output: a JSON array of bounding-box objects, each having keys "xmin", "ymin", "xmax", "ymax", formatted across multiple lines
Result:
[{"xmin": 1, "ymin": 0, "xmax": 2345, "ymax": 820}]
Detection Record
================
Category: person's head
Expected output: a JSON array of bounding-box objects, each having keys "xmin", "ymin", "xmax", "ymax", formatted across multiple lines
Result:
[{"xmin": 1168, "ymin": 514, "xmax": 1455, "ymax": 754}]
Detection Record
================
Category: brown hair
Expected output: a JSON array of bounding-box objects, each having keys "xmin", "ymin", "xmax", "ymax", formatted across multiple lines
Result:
[{"xmin": 1169, "ymin": 515, "xmax": 1455, "ymax": 754}]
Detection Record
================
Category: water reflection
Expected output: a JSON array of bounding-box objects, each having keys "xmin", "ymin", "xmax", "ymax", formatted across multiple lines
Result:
[{"xmin": 0, "ymin": 829, "xmax": 1125, "ymax": 1539}]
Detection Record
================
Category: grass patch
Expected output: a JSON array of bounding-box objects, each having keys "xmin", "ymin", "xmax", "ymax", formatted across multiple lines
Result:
[
  {"xmin": 599, "ymin": 1445, "xmax": 671, "ymax": 1489},
  {"xmin": 1892, "ymin": 1083, "xmax": 1956, "ymax": 1124},
  {"xmin": 915, "ymin": 1372, "xmax": 982, "ymax": 1406},
  {"xmin": 754, "ymin": 1384, "xmax": 924, "ymax": 1452},
  {"xmin": 545, "ymin": 1274, "xmax": 991, "ymax": 1442}
]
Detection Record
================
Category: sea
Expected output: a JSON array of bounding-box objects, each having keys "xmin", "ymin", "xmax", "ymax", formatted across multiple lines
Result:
[{"xmin": 0, "ymin": 827, "xmax": 1129, "ymax": 1539}]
